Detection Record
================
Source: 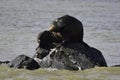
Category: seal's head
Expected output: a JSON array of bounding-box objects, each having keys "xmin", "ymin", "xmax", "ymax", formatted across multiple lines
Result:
[{"xmin": 50, "ymin": 15, "xmax": 84, "ymax": 42}]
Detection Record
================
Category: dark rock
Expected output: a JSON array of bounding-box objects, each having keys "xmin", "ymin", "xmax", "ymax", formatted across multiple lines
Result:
[
  {"xmin": 50, "ymin": 15, "xmax": 84, "ymax": 42},
  {"xmin": 111, "ymin": 65, "xmax": 120, "ymax": 67},
  {"xmin": 33, "ymin": 15, "xmax": 107, "ymax": 70},
  {"xmin": 33, "ymin": 48, "xmax": 49, "ymax": 59},
  {"xmin": 9, "ymin": 55, "xmax": 40, "ymax": 70},
  {"xmin": 34, "ymin": 31, "xmax": 63, "ymax": 59},
  {"xmin": 36, "ymin": 31, "xmax": 63, "ymax": 50},
  {"xmin": 37, "ymin": 43, "xmax": 107, "ymax": 70},
  {"xmin": 0, "ymin": 61, "xmax": 10, "ymax": 65}
]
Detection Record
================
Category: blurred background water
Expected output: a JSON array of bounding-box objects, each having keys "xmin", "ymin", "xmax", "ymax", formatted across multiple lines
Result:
[{"xmin": 0, "ymin": 0, "xmax": 120, "ymax": 67}]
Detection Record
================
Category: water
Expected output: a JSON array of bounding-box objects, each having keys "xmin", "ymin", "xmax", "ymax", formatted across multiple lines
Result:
[
  {"xmin": 0, "ymin": 65, "xmax": 120, "ymax": 80},
  {"xmin": 0, "ymin": 0, "xmax": 120, "ymax": 68}
]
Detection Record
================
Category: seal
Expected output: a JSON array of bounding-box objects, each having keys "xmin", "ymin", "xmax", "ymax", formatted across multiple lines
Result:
[{"xmin": 50, "ymin": 15, "xmax": 84, "ymax": 43}]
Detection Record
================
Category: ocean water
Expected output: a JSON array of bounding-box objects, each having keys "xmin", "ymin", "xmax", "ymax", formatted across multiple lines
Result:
[
  {"xmin": 0, "ymin": 0, "xmax": 120, "ymax": 72},
  {"xmin": 0, "ymin": 65, "xmax": 120, "ymax": 80}
]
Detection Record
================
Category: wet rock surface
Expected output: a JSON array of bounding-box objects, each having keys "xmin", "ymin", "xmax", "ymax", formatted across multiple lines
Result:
[
  {"xmin": 36, "ymin": 42, "xmax": 107, "ymax": 70},
  {"xmin": 8, "ymin": 55, "xmax": 40, "ymax": 70}
]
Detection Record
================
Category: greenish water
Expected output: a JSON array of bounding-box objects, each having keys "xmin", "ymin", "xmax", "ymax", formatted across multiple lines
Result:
[{"xmin": 0, "ymin": 65, "xmax": 120, "ymax": 80}]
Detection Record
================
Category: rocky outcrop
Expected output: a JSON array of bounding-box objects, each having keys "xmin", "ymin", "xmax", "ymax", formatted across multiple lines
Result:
[
  {"xmin": 0, "ymin": 61, "xmax": 10, "ymax": 65},
  {"xmin": 35, "ymin": 42, "xmax": 107, "ymax": 70},
  {"xmin": 32, "ymin": 15, "xmax": 107, "ymax": 70},
  {"xmin": 8, "ymin": 55, "xmax": 40, "ymax": 70},
  {"xmin": 0, "ymin": 42, "xmax": 107, "ymax": 70}
]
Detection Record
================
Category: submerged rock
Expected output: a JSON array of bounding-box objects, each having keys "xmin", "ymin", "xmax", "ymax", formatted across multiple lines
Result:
[
  {"xmin": 0, "ymin": 61, "xmax": 10, "ymax": 65},
  {"xmin": 9, "ymin": 55, "xmax": 40, "ymax": 70}
]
